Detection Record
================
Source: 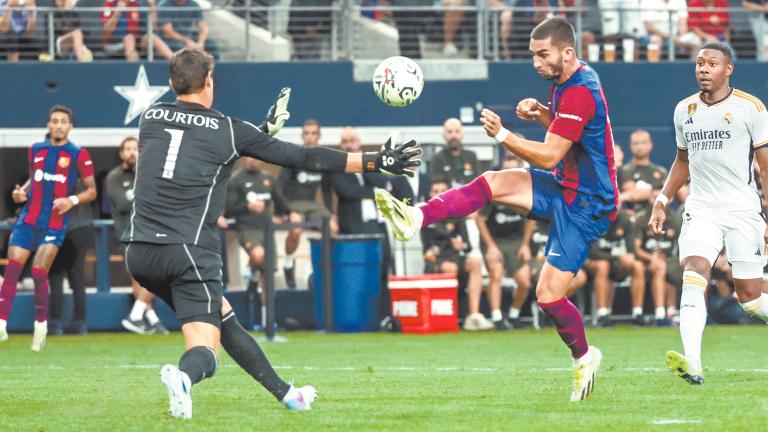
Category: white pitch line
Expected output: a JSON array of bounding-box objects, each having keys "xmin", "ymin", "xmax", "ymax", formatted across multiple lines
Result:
[{"xmin": 651, "ymin": 419, "xmax": 702, "ymax": 425}]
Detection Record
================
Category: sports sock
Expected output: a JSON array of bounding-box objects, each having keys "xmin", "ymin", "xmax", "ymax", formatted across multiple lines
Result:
[
  {"xmin": 680, "ymin": 271, "xmax": 708, "ymax": 364},
  {"xmin": 418, "ymin": 176, "xmax": 492, "ymax": 227},
  {"xmin": 539, "ymin": 297, "xmax": 589, "ymax": 359},
  {"xmin": 597, "ymin": 307, "xmax": 610, "ymax": 317},
  {"xmin": 632, "ymin": 307, "xmax": 643, "ymax": 317},
  {"xmin": 145, "ymin": 309, "xmax": 160, "ymax": 326},
  {"xmin": 0, "ymin": 259, "xmax": 23, "ymax": 321},
  {"xmin": 220, "ymin": 310, "xmax": 291, "ymax": 400},
  {"xmin": 284, "ymin": 255, "xmax": 295, "ymax": 270},
  {"xmin": 31, "ymin": 267, "xmax": 49, "ymax": 323},
  {"xmin": 491, "ymin": 309, "xmax": 502, "ymax": 322},
  {"xmin": 129, "ymin": 300, "xmax": 148, "ymax": 321},
  {"xmin": 654, "ymin": 307, "xmax": 666, "ymax": 320},
  {"xmin": 509, "ymin": 307, "xmax": 520, "ymax": 319},
  {"xmin": 179, "ymin": 346, "xmax": 217, "ymax": 385},
  {"xmin": 740, "ymin": 292, "xmax": 768, "ymax": 322}
]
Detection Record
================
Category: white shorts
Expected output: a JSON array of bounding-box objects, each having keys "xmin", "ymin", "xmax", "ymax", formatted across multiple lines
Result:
[{"xmin": 678, "ymin": 209, "xmax": 767, "ymax": 277}]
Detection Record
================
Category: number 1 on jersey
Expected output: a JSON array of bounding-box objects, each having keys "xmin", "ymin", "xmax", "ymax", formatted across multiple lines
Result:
[{"xmin": 162, "ymin": 128, "xmax": 184, "ymax": 179}]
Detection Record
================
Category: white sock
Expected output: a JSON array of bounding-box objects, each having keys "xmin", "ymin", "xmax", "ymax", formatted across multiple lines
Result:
[
  {"xmin": 654, "ymin": 307, "xmax": 666, "ymax": 320},
  {"xmin": 509, "ymin": 307, "xmax": 520, "ymax": 319},
  {"xmin": 0, "ymin": 319, "xmax": 6, "ymax": 332},
  {"xmin": 680, "ymin": 271, "xmax": 708, "ymax": 364},
  {"xmin": 597, "ymin": 307, "xmax": 610, "ymax": 317},
  {"xmin": 574, "ymin": 347, "xmax": 593, "ymax": 365},
  {"xmin": 491, "ymin": 309, "xmax": 502, "ymax": 322},
  {"xmin": 129, "ymin": 300, "xmax": 148, "ymax": 321},
  {"xmin": 145, "ymin": 309, "xmax": 160, "ymax": 325},
  {"xmin": 632, "ymin": 307, "xmax": 643, "ymax": 317},
  {"xmin": 34, "ymin": 320, "xmax": 47, "ymax": 329},
  {"xmin": 740, "ymin": 292, "xmax": 768, "ymax": 323},
  {"xmin": 284, "ymin": 254, "xmax": 295, "ymax": 270}
]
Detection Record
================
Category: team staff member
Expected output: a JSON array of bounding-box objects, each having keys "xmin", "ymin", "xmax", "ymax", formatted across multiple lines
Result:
[
  {"xmin": 225, "ymin": 156, "xmax": 290, "ymax": 291},
  {"xmin": 106, "ymin": 136, "xmax": 168, "ymax": 335}
]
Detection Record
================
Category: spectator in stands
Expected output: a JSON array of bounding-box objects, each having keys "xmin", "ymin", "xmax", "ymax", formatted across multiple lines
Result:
[
  {"xmin": 584, "ymin": 210, "xmax": 646, "ymax": 327},
  {"xmin": 277, "ymin": 119, "xmax": 335, "ymax": 289},
  {"xmin": 287, "ymin": 0, "xmax": 332, "ymax": 60},
  {"xmin": 642, "ymin": 0, "xmax": 702, "ymax": 58},
  {"xmin": 614, "ymin": 143, "xmax": 627, "ymax": 185},
  {"xmin": 158, "ymin": 0, "xmax": 218, "ymax": 59},
  {"xmin": 48, "ymin": 181, "xmax": 92, "ymax": 335},
  {"xmin": 52, "ymin": 0, "xmax": 92, "ymax": 61},
  {"xmin": 687, "ymin": 0, "xmax": 730, "ymax": 48},
  {"xmin": 634, "ymin": 189, "xmax": 684, "ymax": 326},
  {"xmin": 619, "ymin": 129, "xmax": 667, "ymax": 215},
  {"xmin": 742, "ymin": 0, "xmax": 768, "ymax": 60},
  {"xmin": 441, "ymin": 0, "xmax": 510, "ymax": 58},
  {"xmin": 421, "ymin": 181, "xmax": 492, "ymax": 330},
  {"xmin": 477, "ymin": 153, "xmax": 532, "ymax": 330},
  {"xmin": 391, "ymin": 0, "xmax": 432, "ymax": 58},
  {"xmin": 599, "ymin": 0, "xmax": 646, "ymax": 42},
  {"xmin": 101, "ymin": 0, "xmax": 173, "ymax": 60},
  {"xmin": 429, "ymin": 117, "xmax": 480, "ymax": 186},
  {"xmin": 225, "ymin": 156, "xmax": 288, "ymax": 297},
  {"xmin": 0, "ymin": 0, "xmax": 37, "ymax": 62},
  {"xmin": 106, "ymin": 137, "xmax": 168, "ymax": 335}
]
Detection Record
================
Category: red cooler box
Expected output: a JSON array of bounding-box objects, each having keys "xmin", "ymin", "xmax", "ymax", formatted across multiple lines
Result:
[{"xmin": 388, "ymin": 274, "xmax": 459, "ymax": 334}]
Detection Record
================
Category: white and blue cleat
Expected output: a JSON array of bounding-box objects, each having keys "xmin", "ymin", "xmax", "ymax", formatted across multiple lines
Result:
[
  {"xmin": 282, "ymin": 385, "xmax": 318, "ymax": 411},
  {"xmin": 160, "ymin": 364, "xmax": 193, "ymax": 419}
]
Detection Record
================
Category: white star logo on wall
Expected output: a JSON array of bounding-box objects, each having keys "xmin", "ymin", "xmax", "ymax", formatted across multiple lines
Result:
[{"xmin": 114, "ymin": 65, "xmax": 170, "ymax": 125}]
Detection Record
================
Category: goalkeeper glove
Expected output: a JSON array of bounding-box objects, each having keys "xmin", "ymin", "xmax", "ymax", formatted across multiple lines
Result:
[
  {"xmin": 260, "ymin": 87, "xmax": 291, "ymax": 136},
  {"xmin": 363, "ymin": 138, "xmax": 422, "ymax": 177}
]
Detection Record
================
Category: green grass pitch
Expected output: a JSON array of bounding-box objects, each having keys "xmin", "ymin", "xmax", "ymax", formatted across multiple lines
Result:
[{"xmin": 2, "ymin": 326, "xmax": 768, "ymax": 431}]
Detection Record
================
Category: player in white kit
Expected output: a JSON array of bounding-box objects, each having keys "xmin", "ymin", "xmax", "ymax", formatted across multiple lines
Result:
[{"xmin": 649, "ymin": 42, "xmax": 768, "ymax": 385}]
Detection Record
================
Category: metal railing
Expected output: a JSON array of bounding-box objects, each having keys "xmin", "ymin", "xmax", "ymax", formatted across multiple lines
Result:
[{"xmin": 0, "ymin": 4, "xmax": 765, "ymax": 62}]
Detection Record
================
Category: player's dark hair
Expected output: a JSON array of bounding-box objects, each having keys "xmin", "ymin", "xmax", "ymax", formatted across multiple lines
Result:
[
  {"xmin": 119, "ymin": 136, "xmax": 138, "ymax": 153},
  {"xmin": 700, "ymin": 42, "xmax": 733, "ymax": 63},
  {"xmin": 169, "ymin": 48, "xmax": 215, "ymax": 95},
  {"xmin": 531, "ymin": 17, "xmax": 575, "ymax": 48},
  {"xmin": 48, "ymin": 105, "xmax": 74, "ymax": 124}
]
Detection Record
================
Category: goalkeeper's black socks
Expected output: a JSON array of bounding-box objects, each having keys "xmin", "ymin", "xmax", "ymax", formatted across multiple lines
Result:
[
  {"xmin": 220, "ymin": 310, "xmax": 291, "ymax": 400},
  {"xmin": 179, "ymin": 346, "xmax": 218, "ymax": 384}
]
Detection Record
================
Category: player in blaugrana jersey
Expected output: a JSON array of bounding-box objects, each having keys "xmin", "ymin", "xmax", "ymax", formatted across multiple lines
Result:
[
  {"xmin": 376, "ymin": 17, "xmax": 618, "ymax": 402},
  {"xmin": 0, "ymin": 106, "xmax": 97, "ymax": 352}
]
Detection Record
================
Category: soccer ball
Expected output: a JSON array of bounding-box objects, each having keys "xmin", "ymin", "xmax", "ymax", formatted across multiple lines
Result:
[{"xmin": 372, "ymin": 56, "xmax": 424, "ymax": 107}]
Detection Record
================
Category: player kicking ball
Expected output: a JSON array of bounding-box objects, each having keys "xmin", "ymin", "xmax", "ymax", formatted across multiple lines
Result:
[
  {"xmin": 649, "ymin": 42, "xmax": 768, "ymax": 385},
  {"xmin": 376, "ymin": 17, "xmax": 618, "ymax": 402},
  {"xmin": 124, "ymin": 49, "xmax": 421, "ymax": 419}
]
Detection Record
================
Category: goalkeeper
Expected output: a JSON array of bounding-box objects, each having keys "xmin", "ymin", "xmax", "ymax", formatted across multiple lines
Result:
[{"xmin": 122, "ymin": 48, "xmax": 422, "ymax": 419}]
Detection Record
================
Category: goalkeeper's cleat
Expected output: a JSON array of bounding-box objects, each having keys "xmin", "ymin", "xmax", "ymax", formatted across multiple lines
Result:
[
  {"xmin": 570, "ymin": 346, "xmax": 602, "ymax": 402},
  {"xmin": 160, "ymin": 364, "xmax": 193, "ymax": 419},
  {"xmin": 375, "ymin": 189, "xmax": 422, "ymax": 241},
  {"xmin": 282, "ymin": 385, "xmax": 317, "ymax": 411},
  {"xmin": 665, "ymin": 351, "xmax": 704, "ymax": 385},
  {"xmin": 31, "ymin": 320, "xmax": 47, "ymax": 352}
]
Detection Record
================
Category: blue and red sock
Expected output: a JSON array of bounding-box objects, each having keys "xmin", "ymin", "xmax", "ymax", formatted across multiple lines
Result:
[
  {"xmin": 31, "ymin": 267, "xmax": 49, "ymax": 323},
  {"xmin": 0, "ymin": 259, "xmax": 23, "ymax": 321},
  {"xmin": 539, "ymin": 297, "xmax": 589, "ymax": 359},
  {"xmin": 418, "ymin": 176, "xmax": 492, "ymax": 227}
]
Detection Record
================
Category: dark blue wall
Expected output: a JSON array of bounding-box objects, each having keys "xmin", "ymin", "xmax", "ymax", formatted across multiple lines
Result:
[{"xmin": 2, "ymin": 61, "xmax": 767, "ymax": 167}]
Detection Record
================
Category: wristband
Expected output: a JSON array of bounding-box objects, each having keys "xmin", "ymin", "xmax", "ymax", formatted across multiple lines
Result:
[
  {"xmin": 494, "ymin": 128, "xmax": 510, "ymax": 144},
  {"xmin": 362, "ymin": 152, "xmax": 380, "ymax": 172},
  {"xmin": 655, "ymin": 193, "xmax": 669, "ymax": 207},
  {"xmin": 69, "ymin": 195, "xmax": 80, "ymax": 206}
]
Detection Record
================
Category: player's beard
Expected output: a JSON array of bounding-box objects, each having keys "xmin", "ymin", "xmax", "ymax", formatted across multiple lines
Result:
[{"xmin": 447, "ymin": 138, "xmax": 462, "ymax": 152}]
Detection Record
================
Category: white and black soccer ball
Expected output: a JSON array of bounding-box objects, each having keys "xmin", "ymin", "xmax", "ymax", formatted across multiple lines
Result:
[{"xmin": 372, "ymin": 56, "xmax": 424, "ymax": 107}]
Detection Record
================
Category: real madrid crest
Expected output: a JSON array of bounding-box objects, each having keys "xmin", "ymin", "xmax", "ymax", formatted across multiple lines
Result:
[
  {"xmin": 722, "ymin": 112, "xmax": 733, "ymax": 125},
  {"xmin": 58, "ymin": 157, "xmax": 70, "ymax": 169}
]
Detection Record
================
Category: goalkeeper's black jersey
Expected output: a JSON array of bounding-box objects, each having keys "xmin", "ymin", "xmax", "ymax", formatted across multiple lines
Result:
[{"xmin": 124, "ymin": 100, "xmax": 340, "ymax": 251}]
